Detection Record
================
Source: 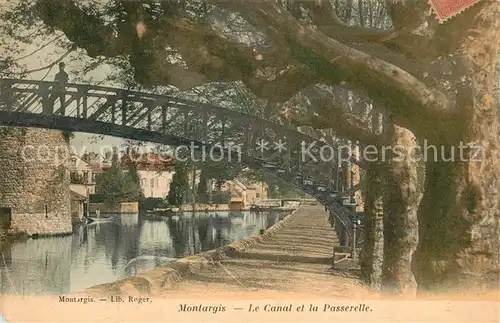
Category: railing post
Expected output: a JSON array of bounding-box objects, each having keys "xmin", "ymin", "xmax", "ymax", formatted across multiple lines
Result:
[
  {"xmin": 243, "ymin": 121, "xmax": 250, "ymax": 156},
  {"xmin": 40, "ymin": 82, "xmax": 51, "ymax": 114},
  {"xmin": 351, "ymin": 218, "xmax": 358, "ymax": 260},
  {"xmin": 161, "ymin": 105, "xmax": 167, "ymax": 133},
  {"xmin": 0, "ymin": 79, "xmax": 14, "ymax": 110},
  {"xmin": 76, "ymin": 96, "xmax": 81, "ymax": 117},
  {"xmin": 78, "ymin": 85, "xmax": 88, "ymax": 119},
  {"xmin": 332, "ymin": 210, "xmax": 337, "ymax": 268},
  {"xmin": 286, "ymin": 136, "xmax": 292, "ymax": 172},
  {"xmin": 221, "ymin": 117, "xmax": 226, "ymax": 148},
  {"xmin": 335, "ymin": 214, "xmax": 347, "ymax": 247},
  {"xmin": 183, "ymin": 110, "xmax": 189, "ymax": 137},
  {"xmin": 202, "ymin": 111, "xmax": 208, "ymax": 143},
  {"xmin": 111, "ymin": 104, "xmax": 116, "ymax": 124},
  {"xmin": 147, "ymin": 109, "xmax": 152, "ymax": 131}
]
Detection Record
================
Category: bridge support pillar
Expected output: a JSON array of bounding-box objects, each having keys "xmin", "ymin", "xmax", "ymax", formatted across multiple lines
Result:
[{"xmin": 0, "ymin": 127, "xmax": 72, "ymax": 236}]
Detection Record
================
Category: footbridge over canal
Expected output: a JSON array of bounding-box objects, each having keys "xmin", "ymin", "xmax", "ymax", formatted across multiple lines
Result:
[{"xmin": 0, "ymin": 79, "xmax": 367, "ymax": 253}]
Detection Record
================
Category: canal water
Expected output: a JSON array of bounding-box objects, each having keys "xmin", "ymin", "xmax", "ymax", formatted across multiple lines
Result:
[{"xmin": 0, "ymin": 210, "xmax": 285, "ymax": 295}]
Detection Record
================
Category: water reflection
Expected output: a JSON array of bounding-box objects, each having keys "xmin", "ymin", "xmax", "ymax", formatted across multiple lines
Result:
[{"xmin": 0, "ymin": 211, "xmax": 283, "ymax": 295}]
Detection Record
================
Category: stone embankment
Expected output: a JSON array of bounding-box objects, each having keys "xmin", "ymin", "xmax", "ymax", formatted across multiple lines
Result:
[
  {"xmin": 83, "ymin": 205, "xmax": 370, "ymax": 298},
  {"xmin": 89, "ymin": 202, "xmax": 139, "ymax": 214}
]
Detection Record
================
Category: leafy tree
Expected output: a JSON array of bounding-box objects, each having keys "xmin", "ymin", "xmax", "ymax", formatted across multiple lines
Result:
[
  {"xmin": 123, "ymin": 163, "xmax": 144, "ymax": 201},
  {"xmin": 94, "ymin": 151, "xmax": 142, "ymax": 205},
  {"xmin": 139, "ymin": 197, "xmax": 166, "ymax": 212},
  {"xmin": 195, "ymin": 159, "xmax": 245, "ymax": 203},
  {"xmin": 166, "ymin": 162, "xmax": 189, "ymax": 207}
]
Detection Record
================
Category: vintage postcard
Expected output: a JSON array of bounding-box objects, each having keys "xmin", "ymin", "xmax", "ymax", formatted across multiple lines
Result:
[{"xmin": 0, "ymin": 0, "xmax": 499, "ymax": 322}]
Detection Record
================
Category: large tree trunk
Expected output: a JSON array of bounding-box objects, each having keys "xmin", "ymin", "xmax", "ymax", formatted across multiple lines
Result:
[
  {"xmin": 382, "ymin": 126, "xmax": 420, "ymax": 295},
  {"xmin": 414, "ymin": 7, "xmax": 500, "ymax": 292},
  {"xmin": 360, "ymin": 163, "xmax": 385, "ymax": 291},
  {"xmin": 196, "ymin": 169, "xmax": 209, "ymax": 203}
]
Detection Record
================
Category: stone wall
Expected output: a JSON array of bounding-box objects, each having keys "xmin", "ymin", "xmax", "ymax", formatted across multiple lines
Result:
[
  {"xmin": 178, "ymin": 203, "xmax": 250, "ymax": 212},
  {"xmin": 0, "ymin": 127, "xmax": 72, "ymax": 236},
  {"xmin": 89, "ymin": 202, "xmax": 139, "ymax": 214}
]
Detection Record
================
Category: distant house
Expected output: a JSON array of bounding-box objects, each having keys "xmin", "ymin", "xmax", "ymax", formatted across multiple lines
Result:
[
  {"xmin": 84, "ymin": 148, "xmax": 203, "ymax": 200},
  {"xmin": 69, "ymin": 154, "xmax": 95, "ymax": 197},
  {"xmin": 82, "ymin": 151, "xmax": 111, "ymax": 168},
  {"xmin": 90, "ymin": 164, "xmax": 105, "ymax": 182},
  {"xmin": 121, "ymin": 151, "xmax": 175, "ymax": 199},
  {"xmin": 137, "ymin": 169, "xmax": 175, "ymax": 198},
  {"xmin": 69, "ymin": 155, "xmax": 96, "ymax": 221},
  {"xmin": 245, "ymin": 181, "xmax": 269, "ymax": 205},
  {"xmin": 219, "ymin": 179, "xmax": 268, "ymax": 206},
  {"xmin": 81, "ymin": 151, "xmax": 100, "ymax": 164},
  {"xmin": 229, "ymin": 197, "xmax": 244, "ymax": 210},
  {"xmin": 219, "ymin": 181, "xmax": 245, "ymax": 201}
]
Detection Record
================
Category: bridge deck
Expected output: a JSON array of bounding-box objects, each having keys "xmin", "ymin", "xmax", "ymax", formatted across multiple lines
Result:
[{"xmin": 162, "ymin": 206, "xmax": 370, "ymax": 298}]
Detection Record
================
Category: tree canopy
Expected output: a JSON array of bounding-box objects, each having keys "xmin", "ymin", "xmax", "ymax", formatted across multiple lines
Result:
[
  {"xmin": 166, "ymin": 162, "xmax": 189, "ymax": 206},
  {"xmin": 93, "ymin": 150, "xmax": 143, "ymax": 204}
]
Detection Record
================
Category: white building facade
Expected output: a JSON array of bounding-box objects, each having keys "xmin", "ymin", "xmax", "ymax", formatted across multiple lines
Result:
[
  {"xmin": 138, "ymin": 170, "xmax": 175, "ymax": 199},
  {"xmin": 69, "ymin": 155, "xmax": 95, "ymax": 196}
]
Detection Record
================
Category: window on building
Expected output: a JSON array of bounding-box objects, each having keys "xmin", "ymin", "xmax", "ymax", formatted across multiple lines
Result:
[
  {"xmin": 70, "ymin": 171, "xmax": 83, "ymax": 184},
  {"xmin": 0, "ymin": 207, "xmax": 12, "ymax": 230},
  {"xmin": 150, "ymin": 178, "xmax": 155, "ymax": 187},
  {"xmin": 83, "ymin": 171, "xmax": 89, "ymax": 183},
  {"xmin": 256, "ymin": 193, "xmax": 260, "ymax": 198},
  {"xmin": 141, "ymin": 178, "xmax": 146, "ymax": 187}
]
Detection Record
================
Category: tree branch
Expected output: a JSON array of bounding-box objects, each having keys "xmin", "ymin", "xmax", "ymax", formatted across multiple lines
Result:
[
  {"xmin": 285, "ymin": 111, "xmax": 383, "ymax": 146},
  {"xmin": 259, "ymin": 0, "xmax": 441, "ymax": 60},
  {"xmin": 247, "ymin": 1, "xmax": 452, "ymax": 128},
  {"xmin": 281, "ymin": 85, "xmax": 387, "ymax": 146},
  {"xmin": 33, "ymin": 0, "xmax": 322, "ymax": 101},
  {"xmin": 32, "ymin": 0, "xmax": 462, "ymax": 138}
]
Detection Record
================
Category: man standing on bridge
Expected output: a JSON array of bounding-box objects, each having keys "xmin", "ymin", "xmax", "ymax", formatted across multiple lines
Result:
[{"xmin": 49, "ymin": 62, "xmax": 69, "ymax": 115}]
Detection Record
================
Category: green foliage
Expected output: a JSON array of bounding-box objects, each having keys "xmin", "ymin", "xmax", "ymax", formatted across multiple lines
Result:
[
  {"xmin": 193, "ymin": 159, "xmax": 246, "ymax": 202},
  {"xmin": 196, "ymin": 169, "xmax": 210, "ymax": 203},
  {"xmin": 0, "ymin": 126, "xmax": 15, "ymax": 137},
  {"xmin": 139, "ymin": 197, "xmax": 167, "ymax": 212},
  {"xmin": 94, "ymin": 152, "xmax": 143, "ymax": 205},
  {"xmin": 124, "ymin": 163, "xmax": 144, "ymax": 201},
  {"xmin": 211, "ymin": 191, "xmax": 231, "ymax": 204},
  {"xmin": 201, "ymin": 160, "xmax": 243, "ymax": 186},
  {"xmin": 166, "ymin": 162, "xmax": 189, "ymax": 206}
]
